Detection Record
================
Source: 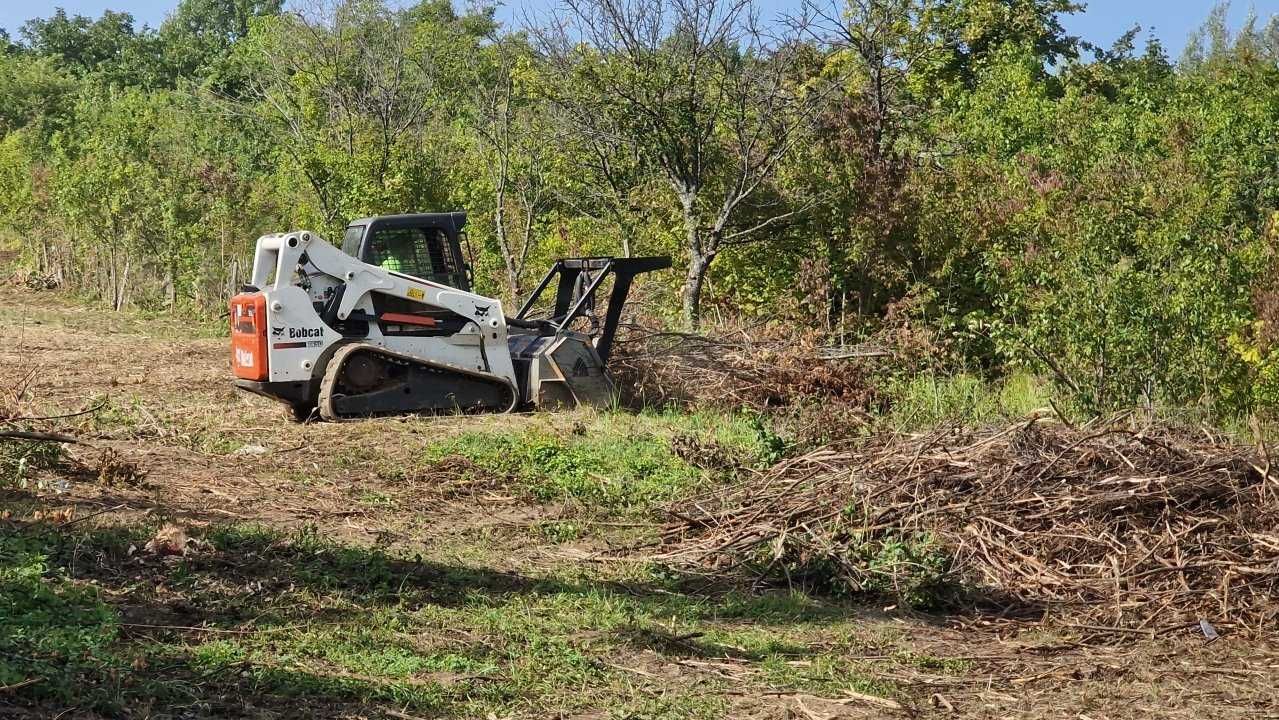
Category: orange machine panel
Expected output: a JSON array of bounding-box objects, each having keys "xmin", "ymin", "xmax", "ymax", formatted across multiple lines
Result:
[{"xmin": 230, "ymin": 293, "xmax": 269, "ymax": 381}]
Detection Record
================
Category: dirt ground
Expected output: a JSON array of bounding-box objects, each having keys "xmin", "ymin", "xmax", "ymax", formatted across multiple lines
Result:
[{"xmin": 2, "ymin": 283, "xmax": 1278, "ymax": 720}]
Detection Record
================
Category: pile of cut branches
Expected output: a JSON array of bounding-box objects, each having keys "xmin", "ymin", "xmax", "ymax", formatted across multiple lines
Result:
[
  {"xmin": 610, "ymin": 323, "xmax": 877, "ymax": 411},
  {"xmin": 661, "ymin": 417, "xmax": 1279, "ymax": 637}
]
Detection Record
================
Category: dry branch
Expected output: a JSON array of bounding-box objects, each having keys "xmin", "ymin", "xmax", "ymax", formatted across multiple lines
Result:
[
  {"xmin": 661, "ymin": 417, "xmax": 1279, "ymax": 638},
  {"xmin": 0, "ymin": 430, "xmax": 83, "ymax": 444}
]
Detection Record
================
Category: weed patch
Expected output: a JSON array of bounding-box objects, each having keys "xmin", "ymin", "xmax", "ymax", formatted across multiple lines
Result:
[
  {"xmin": 422, "ymin": 416, "xmax": 710, "ymax": 512},
  {"xmin": 536, "ymin": 520, "xmax": 584, "ymax": 543},
  {"xmin": 0, "ymin": 528, "xmax": 125, "ymax": 707},
  {"xmin": 0, "ymin": 433, "xmax": 64, "ymax": 488}
]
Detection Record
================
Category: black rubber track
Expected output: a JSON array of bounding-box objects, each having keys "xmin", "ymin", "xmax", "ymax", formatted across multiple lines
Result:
[{"xmin": 317, "ymin": 343, "xmax": 517, "ymax": 421}]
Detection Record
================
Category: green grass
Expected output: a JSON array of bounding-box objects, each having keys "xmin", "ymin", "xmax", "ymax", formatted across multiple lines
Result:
[
  {"xmin": 878, "ymin": 370, "xmax": 1279, "ymax": 447},
  {"xmin": 0, "ymin": 434, "xmax": 65, "ymax": 489},
  {"xmin": 0, "ymin": 530, "xmax": 127, "ymax": 705},
  {"xmin": 421, "ymin": 410, "xmax": 770, "ymax": 513},
  {"xmin": 0, "ymin": 399, "xmax": 978, "ymax": 716},
  {"xmin": 536, "ymin": 520, "xmax": 585, "ymax": 543},
  {"xmin": 883, "ymin": 370, "xmax": 1054, "ymax": 431},
  {"xmin": 757, "ymin": 653, "xmax": 899, "ymax": 699},
  {"xmin": 0, "ymin": 517, "xmax": 925, "ymax": 716}
]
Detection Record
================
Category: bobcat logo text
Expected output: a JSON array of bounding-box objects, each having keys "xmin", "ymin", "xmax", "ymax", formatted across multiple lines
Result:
[{"xmin": 286, "ymin": 327, "xmax": 324, "ymax": 339}]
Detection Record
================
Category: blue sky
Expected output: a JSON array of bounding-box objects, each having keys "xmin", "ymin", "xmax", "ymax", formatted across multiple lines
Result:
[{"xmin": 3, "ymin": 1, "xmax": 1277, "ymax": 60}]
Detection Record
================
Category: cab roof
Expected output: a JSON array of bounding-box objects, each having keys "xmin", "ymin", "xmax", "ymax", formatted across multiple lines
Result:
[{"xmin": 345, "ymin": 212, "xmax": 467, "ymax": 230}]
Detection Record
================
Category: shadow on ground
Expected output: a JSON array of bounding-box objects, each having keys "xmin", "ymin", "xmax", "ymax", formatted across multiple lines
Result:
[{"xmin": 1, "ymin": 494, "xmax": 892, "ymax": 719}]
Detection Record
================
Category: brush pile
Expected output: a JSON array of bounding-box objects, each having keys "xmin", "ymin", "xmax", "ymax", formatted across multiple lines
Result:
[
  {"xmin": 662, "ymin": 418, "xmax": 1279, "ymax": 637},
  {"xmin": 610, "ymin": 325, "xmax": 876, "ymax": 411}
]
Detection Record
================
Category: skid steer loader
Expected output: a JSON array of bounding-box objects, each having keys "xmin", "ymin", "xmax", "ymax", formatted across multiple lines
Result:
[{"xmin": 229, "ymin": 212, "xmax": 668, "ymax": 420}]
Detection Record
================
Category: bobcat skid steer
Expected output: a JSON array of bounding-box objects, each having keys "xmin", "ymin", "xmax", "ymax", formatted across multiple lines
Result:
[{"xmin": 229, "ymin": 212, "xmax": 669, "ymax": 420}]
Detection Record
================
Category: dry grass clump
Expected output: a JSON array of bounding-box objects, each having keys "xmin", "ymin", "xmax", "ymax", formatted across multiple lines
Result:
[
  {"xmin": 386, "ymin": 454, "xmax": 512, "ymax": 501},
  {"xmin": 95, "ymin": 448, "xmax": 147, "ymax": 486},
  {"xmin": 662, "ymin": 416, "xmax": 1279, "ymax": 638}
]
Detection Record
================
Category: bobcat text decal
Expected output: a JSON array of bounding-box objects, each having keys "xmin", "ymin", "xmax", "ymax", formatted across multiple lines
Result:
[{"xmin": 273, "ymin": 326, "xmax": 325, "ymax": 350}]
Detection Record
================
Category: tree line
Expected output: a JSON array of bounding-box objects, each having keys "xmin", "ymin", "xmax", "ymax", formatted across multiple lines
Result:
[{"xmin": 4, "ymin": 0, "xmax": 1279, "ymax": 418}]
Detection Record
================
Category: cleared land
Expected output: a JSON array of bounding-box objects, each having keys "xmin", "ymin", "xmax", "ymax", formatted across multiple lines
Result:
[{"xmin": 1, "ymin": 284, "xmax": 1277, "ymax": 719}]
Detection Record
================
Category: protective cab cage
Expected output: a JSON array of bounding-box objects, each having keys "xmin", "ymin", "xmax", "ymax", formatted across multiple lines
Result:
[
  {"xmin": 341, "ymin": 215, "xmax": 669, "ymax": 360},
  {"xmin": 342, "ymin": 212, "xmax": 471, "ymax": 290}
]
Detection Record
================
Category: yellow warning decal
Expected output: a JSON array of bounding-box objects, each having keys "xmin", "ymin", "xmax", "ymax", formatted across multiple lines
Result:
[{"xmin": 407, "ymin": 287, "xmax": 425, "ymax": 300}]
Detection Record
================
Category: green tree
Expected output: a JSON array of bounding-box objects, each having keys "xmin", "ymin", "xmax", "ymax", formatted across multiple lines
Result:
[
  {"xmin": 20, "ymin": 9, "xmax": 163, "ymax": 87},
  {"xmin": 158, "ymin": 0, "xmax": 284, "ymax": 88},
  {"xmin": 536, "ymin": 0, "xmax": 817, "ymax": 329}
]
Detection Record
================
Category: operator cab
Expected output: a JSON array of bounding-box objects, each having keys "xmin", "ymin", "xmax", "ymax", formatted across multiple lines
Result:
[{"xmin": 343, "ymin": 212, "xmax": 470, "ymax": 291}]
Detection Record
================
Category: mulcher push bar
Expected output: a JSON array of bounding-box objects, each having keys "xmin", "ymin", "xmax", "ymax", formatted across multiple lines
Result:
[{"xmin": 515, "ymin": 256, "xmax": 671, "ymax": 364}]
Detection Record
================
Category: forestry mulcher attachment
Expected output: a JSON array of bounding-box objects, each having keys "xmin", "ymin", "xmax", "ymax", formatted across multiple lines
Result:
[{"xmin": 229, "ymin": 212, "xmax": 668, "ymax": 420}]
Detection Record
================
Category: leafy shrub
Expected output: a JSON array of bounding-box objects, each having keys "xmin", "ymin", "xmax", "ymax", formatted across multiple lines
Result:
[
  {"xmin": 852, "ymin": 534, "xmax": 958, "ymax": 611},
  {"xmin": 759, "ymin": 528, "xmax": 961, "ymax": 611}
]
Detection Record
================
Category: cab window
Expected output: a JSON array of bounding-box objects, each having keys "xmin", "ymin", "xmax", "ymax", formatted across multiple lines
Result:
[
  {"xmin": 342, "ymin": 225, "xmax": 365, "ymax": 256},
  {"xmin": 366, "ymin": 226, "xmax": 459, "ymax": 280}
]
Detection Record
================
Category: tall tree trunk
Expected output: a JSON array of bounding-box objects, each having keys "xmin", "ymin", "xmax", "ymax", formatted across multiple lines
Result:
[
  {"xmin": 681, "ymin": 252, "xmax": 710, "ymax": 331},
  {"xmin": 107, "ymin": 246, "xmax": 116, "ymax": 309},
  {"xmin": 513, "ymin": 200, "xmax": 538, "ymax": 299},
  {"xmin": 165, "ymin": 261, "xmax": 177, "ymax": 311},
  {"xmin": 115, "ymin": 255, "xmax": 131, "ymax": 311},
  {"xmin": 677, "ymin": 191, "xmax": 706, "ymax": 330},
  {"xmin": 495, "ymin": 209, "xmax": 522, "ymax": 303},
  {"xmin": 495, "ymin": 193, "xmax": 519, "ymax": 300},
  {"xmin": 491, "ymin": 77, "xmax": 520, "ymax": 303}
]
